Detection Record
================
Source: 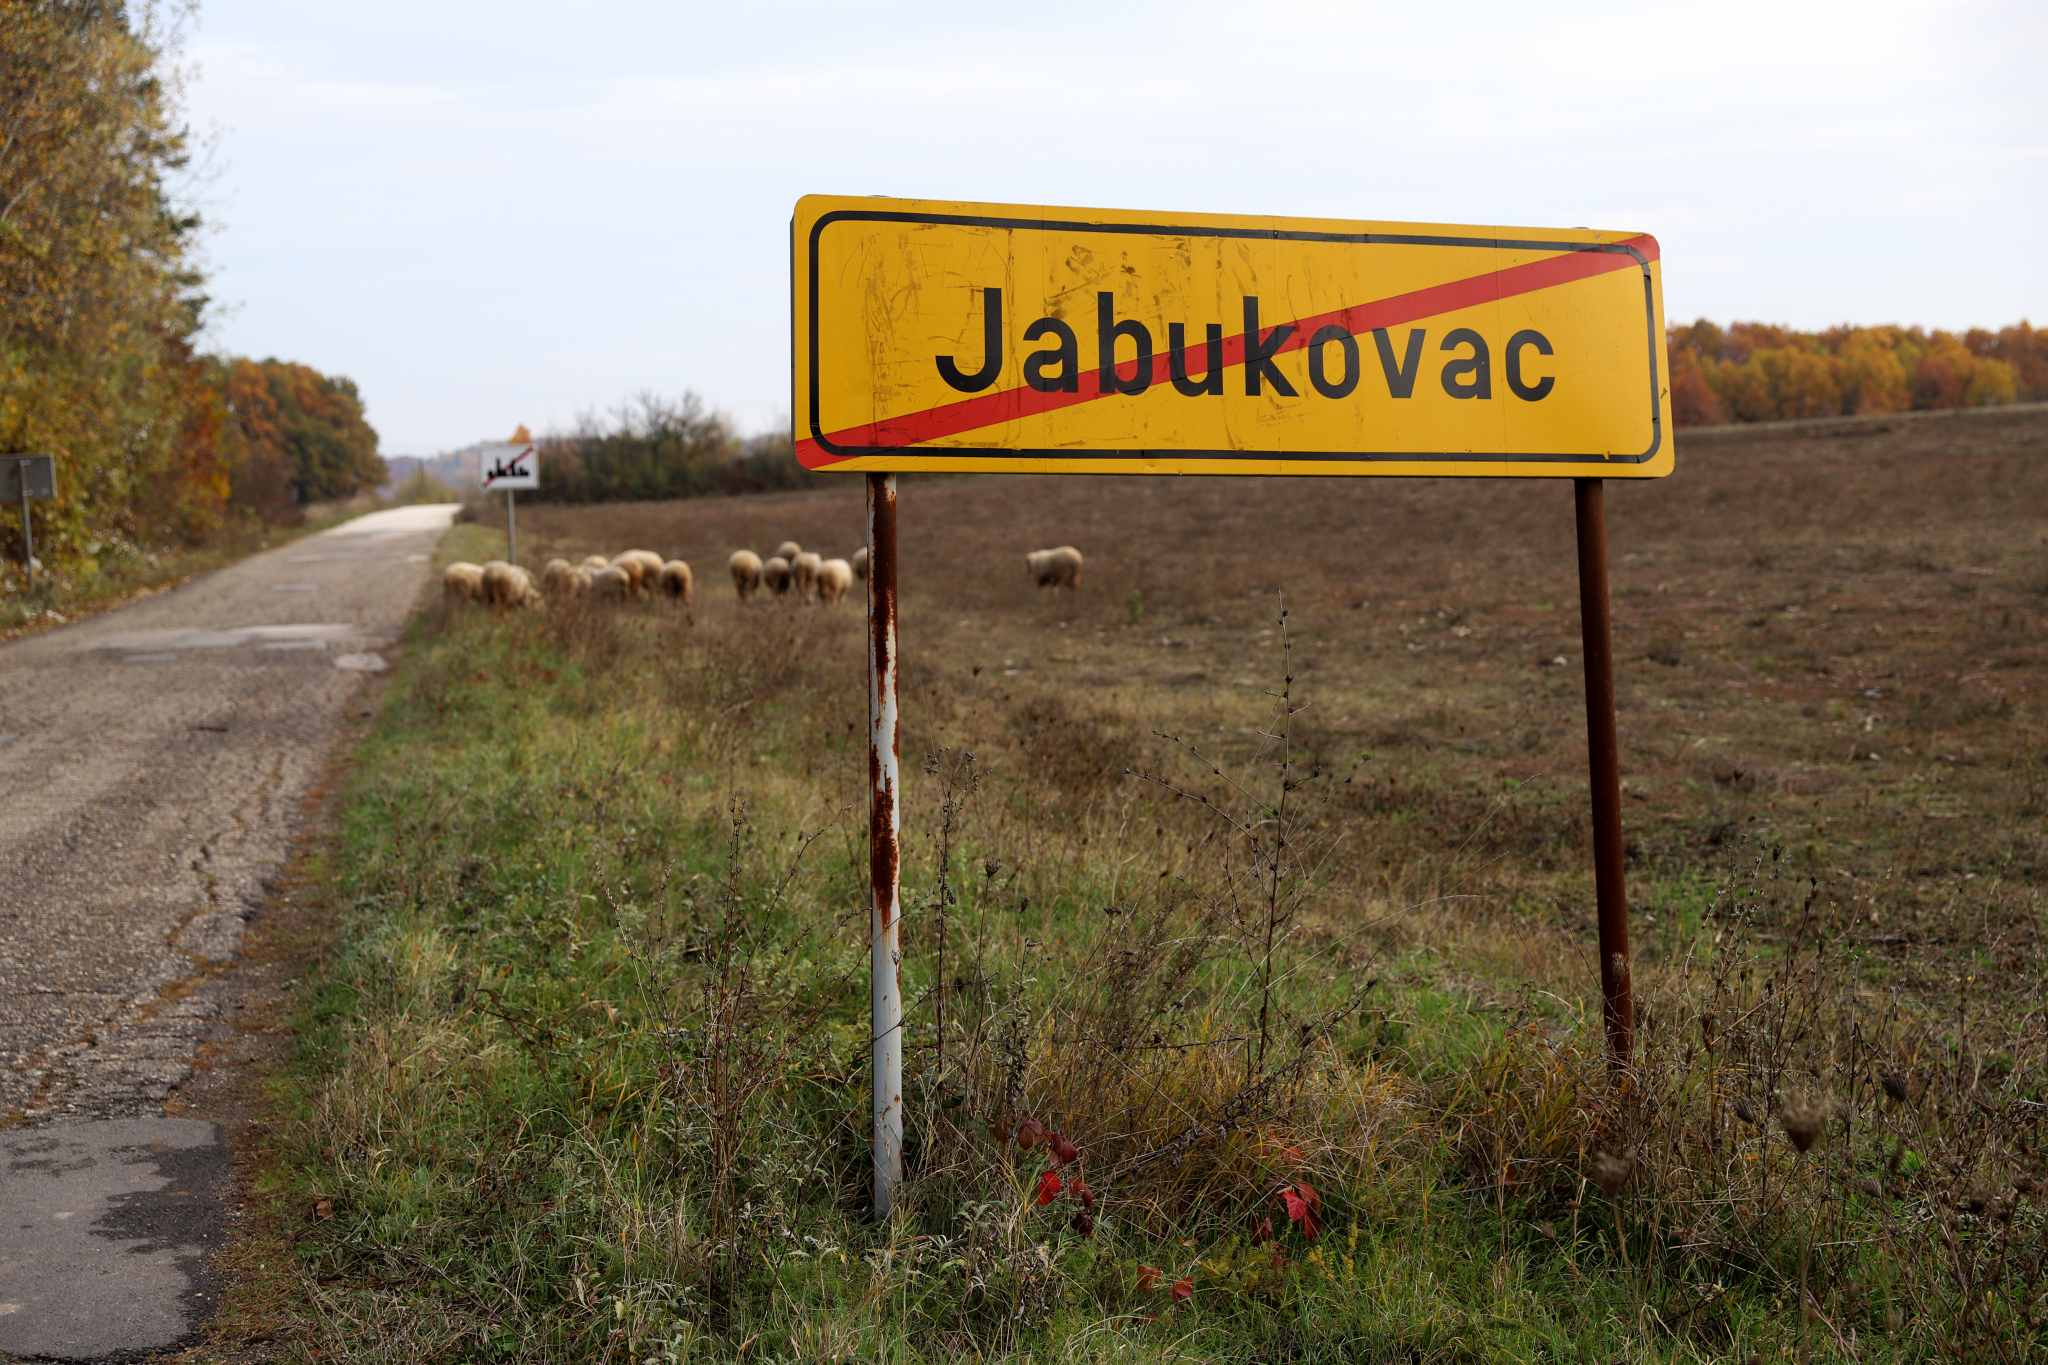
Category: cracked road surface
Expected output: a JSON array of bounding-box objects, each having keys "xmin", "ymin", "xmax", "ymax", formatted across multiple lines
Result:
[{"xmin": 0, "ymin": 503, "xmax": 456, "ymax": 1361}]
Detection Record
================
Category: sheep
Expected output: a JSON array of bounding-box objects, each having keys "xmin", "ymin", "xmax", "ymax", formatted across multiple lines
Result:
[
  {"xmin": 612, "ymin": 549, "xmax": 664, "ymax": 595},
  {"xmin": 544, "ymin": 559, "xmax": 593, "ymax": 597},
  {"xmin": 729, "ymin": 549, "xmax": 763, "ymax": 597},
  {"xmin": 590, "ymin": 565, "xmax": 634, "ymax": 599},
  {"xmin": 791, "ymin": 550, "xmax": 821, "ymax": 597},
  {"xmin": 481, "ymin": 560, "xmax": 541, "ymax": 608},
  {"xmin": 658, "ymin": 559, "xmax": 694, "ymax": 602},
  {"xmin": 852, "ymin": 545, "xmax": 869, "ymax": 580},
  {"xmin": 816, "ymin": 557, "xmax": 854, "ymax": 605},
  {"xmin": 581, "ymin": 554, "xmax": 612, "ymax": 571},
  {"xmin": 1025, "ymin": 546, "xmax": 1084, "ymax": 590},
  {"xmin": 775, "ymin": 540, "xmax": 802, "ymax": 562},
  {"xmin": 762, "ymin": 555, "xmax": 792, "ymax": 595},
  {"xmin": 444, "ymin": 561, "xmax": 485, "ymax": 601}
]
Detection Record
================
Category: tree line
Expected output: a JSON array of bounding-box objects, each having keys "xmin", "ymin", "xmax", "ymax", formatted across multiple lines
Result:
[
  {"xmin": 0, "ymin": 2, "xmax": 383, "ymax": 590},
  {"xmin": 1669, "ymin": 320, "xmax": 2045, "ymax": 427},
  {"xmin": 524, "ymin": 394, "xmax": 816, "ymax": 504}
]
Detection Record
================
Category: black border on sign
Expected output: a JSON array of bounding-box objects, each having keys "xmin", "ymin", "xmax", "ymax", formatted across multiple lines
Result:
[{"xmin": 803, "ymin": 209, "xmax": 1663, "ymax": 467}]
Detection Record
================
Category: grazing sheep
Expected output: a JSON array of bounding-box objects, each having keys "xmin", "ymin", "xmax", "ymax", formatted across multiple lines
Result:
[
  {"xmin": 612, "ymin": 549, "xmax": 664, "ymax": 595},
  {"xmin": 481, "ymin": 560, "xmax": 541, "ymax": 608},
  {"xmin": 541, "ymin": 558, "xmax": 579, "ymax": 594},
  {"xmin": 852, "ymin": 545, "xmax": 869, "ymax": 580},
  {"xmin": 762, "ymin": 555, "xmax": 792, "ymax": 595},
  {"xmin": 658, "ymin": 559, "xmax": 694, "ymax": 602},
  {"xmin": 775, "ymin": 540, "xmax": 802, "ymax": 562},
  {"xmin": 581, "ymin": 554, "xmax": 612, "ymax": 571},
  {"xmin": 816, "ymin": 557, "xmax": 854, "ymax": 604},
  {"xmin": 729, "ymin": 549, "xmax": 763, "ymax": 597},
  {"xmin": 444, "ymin": 561, "xmax": 485, "ymax": 601},
  {"xmin": 791, "ymin": 550, "xmax": 821, "ymax": 597},
  {"xmin": 590, "ymin": 565, "xmax": 634, "ymax": 599},
  {"xmin": 1025, "ymin": 546, "xmax": 1084, "ymax": 590}
]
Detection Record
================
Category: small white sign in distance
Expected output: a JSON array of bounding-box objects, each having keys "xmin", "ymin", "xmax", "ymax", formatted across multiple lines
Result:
[{"xmin": 478, "ymin": 443, "xmax": 539, "ymax": 491}]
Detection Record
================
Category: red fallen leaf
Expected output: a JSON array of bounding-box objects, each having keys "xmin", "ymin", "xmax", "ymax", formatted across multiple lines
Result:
[
  {"xmin": 1136, "ymin": 1264, "xmax": 1162, "ymax": 1292},
  {"xmin": 1046, "ymin": 1133, "xmax": 1079, "ymax": 1165},
  {"xmin": 1069, "ymin": 1177, "xmax": 1095, "ymax": 1209},
  {"xmin": 1280, "ymin": 1187, "xmax": 1308, "ymax": 1223},
  {"xmin": 1283, "ymin": 1145, "xmax": 1304, "ymax": 1168},
  {"xmin": 988, "ymin": 1119, "xmax": 1009, "ymax": 1144},
  {"xmin": 1302, "ymin": 1208, "xmax": 1321, "ymax": 1240},
  {"xmin": 1270, "ymin": 1253, "xmax": 1286, "ymax": 1270},
  {"xmin": 1251, "ymin": 1214, "xmax": 1273, "ymax": 1245},
  {"xmin": 1071, "ymin": 1209, "xmax": 1094, "ymax": 1237},
  {"xmin": 312, "ymin": 1198, "xmax": 334, "ymax": 1220},
  {"xmin": 1035, "ymin": 1170, "xmax": 1063, "ymax": 1206},
  {"xmin": 1017, "ymin": 1118, "xmax": 1046, "ymax": 1149},
  {"xmin": 1296, "ymin": 1180, "xmax": 1320, "ymax": 1210},
  {"xmin": 1170, "ymin": 1276, "xmax": 1193, "ymax": 1301}
]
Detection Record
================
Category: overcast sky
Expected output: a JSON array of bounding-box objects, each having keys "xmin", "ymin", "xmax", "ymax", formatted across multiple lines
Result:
[{"xmin": 182, "ymin": 0, "xmax": 2047, "ymax": 456}]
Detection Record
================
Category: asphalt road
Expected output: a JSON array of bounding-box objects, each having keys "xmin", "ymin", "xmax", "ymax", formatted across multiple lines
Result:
[{"xmin": 0, "ymin": 503, "xmax": 456, "ymax": 1360}]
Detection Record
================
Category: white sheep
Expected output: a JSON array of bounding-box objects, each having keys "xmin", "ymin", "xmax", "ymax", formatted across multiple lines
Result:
[
  {"xmin": 791, "ymin": 550, "xmax": 821, "ymax": 597},
  {"xmin": 729, "ymin": 550, "xmax": 763, "ymax": 598},
  {"xmin": 658, "ymin": 559, "xmax": 694, "ymax": 602},
  {"xmin": 444, "ymin": 561, "xmax": 485, "ymax": 601},
  {"xmin": 762, "ymin": 555, "xmax": 792, "ymax": 595},
  {"xmin": 774, "ymin": 540, "xmax": 802, "ymax": 562},
  {"xmin": 611, "ymin": 550, "xmax": 663, "ymax": 596},
  {"xmin": 852, "ymin": 545, "xmax": 869, "ymax": 580},
  {"xmin": 581, "ymin": 554, "xmax": 612, "ymax": 571},
  {"xmin": 541, "ymin": 558, "xmax": 584, "ymax": 595},
  {"xmin": 1026, "ymin": 546, "xmax": 1084, "ymax": 590},
  {"xmin": 816, "ymin": 557, "xmax": 854, "ymax": 605},
  {"xmin": 590, "ymin": 565, "xmax": 634, "ymax": 599},
  {"xmin": 481, "ymin": 560, "xmax": 541, "ymax": 608}
]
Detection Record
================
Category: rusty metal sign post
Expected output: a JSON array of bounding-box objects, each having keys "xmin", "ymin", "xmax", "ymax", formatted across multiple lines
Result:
[
  {"xmin": 811, "ymin": 195, "xmax": 1673, "ymax": 1216},
  {"xmin": 865, "ymin": 472, "xmax": 904, "ymax": 1216}
]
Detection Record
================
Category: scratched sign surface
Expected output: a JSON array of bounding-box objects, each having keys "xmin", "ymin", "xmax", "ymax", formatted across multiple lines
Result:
[{"xmin": 795, "ymin": 196, "xmax": 1672, "ymax": 478}]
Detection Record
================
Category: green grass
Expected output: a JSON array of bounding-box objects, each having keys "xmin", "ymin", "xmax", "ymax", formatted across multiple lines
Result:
[{"xmin": 231, "ymin": 555, "xmax": 2045, "ymax": 1363}]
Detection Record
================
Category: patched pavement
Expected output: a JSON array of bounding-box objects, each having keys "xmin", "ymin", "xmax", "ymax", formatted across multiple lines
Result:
[{"xmin": 0, "ymin": 503, "xmax": 456, "ymax": 1360}]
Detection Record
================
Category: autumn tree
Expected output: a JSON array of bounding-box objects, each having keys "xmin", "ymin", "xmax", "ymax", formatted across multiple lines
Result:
[
  {"xmin": 1667, "ymin": 318, "xmax": 2040, "ymax": 427},
  {"xmin": 0, "ymin": 0, "xmax": 225, "ymax": 566},
  {"xmin": 217, "ymin": 358, "xmax": 385, "ymax": 517}
]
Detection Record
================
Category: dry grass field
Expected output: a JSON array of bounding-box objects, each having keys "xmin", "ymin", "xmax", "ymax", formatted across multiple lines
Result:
[
  {"xmin": 513, "ymin": 403, "xmax": 2048, "ymax": 994},
  {"xmin": 254, "ymin": 404, "xmax": 2048, "ymax": 1363}
]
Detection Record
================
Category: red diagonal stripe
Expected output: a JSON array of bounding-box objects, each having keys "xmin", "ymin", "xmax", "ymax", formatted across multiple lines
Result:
[{"xmin": 801, "ymin": 234, "xmax": 1656, "ymax": 465}]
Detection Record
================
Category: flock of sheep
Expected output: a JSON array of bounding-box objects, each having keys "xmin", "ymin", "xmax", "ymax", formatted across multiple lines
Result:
[
  {"xmin": 727, "ymin": 540, "xmax": 860, "ymax": 603},
  {"xmin": 443, "ymin": 550, "xmax": 692, "ymax": 607},
  {"xmin": 442, "ymin": 539, "xmax": 1083, "ymax": 610}
]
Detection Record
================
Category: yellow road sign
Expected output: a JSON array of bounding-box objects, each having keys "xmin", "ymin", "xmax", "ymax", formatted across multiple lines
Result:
[{"xmin": 794, "ymin": 195, "xmax": 1671, "ymax": 478}]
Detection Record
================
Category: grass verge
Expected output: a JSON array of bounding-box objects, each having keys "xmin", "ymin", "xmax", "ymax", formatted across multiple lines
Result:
[{"xmin": 239, "ymin": 509, "xmax": 2047, "ymax": 1362}]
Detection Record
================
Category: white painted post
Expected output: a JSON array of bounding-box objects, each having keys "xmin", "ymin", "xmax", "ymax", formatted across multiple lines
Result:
[{"xmin": 866, "ymin": 472, "xmax": 902, "ymax": 1218}]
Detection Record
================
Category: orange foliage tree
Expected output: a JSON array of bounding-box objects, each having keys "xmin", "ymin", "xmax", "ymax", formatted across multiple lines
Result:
[
  {"xmin": 217, "ymin": 359, "xmax": 385, "ymax": 520},
  {"xmin": 1668, "ymin": 319, "xmax": 2039, "ymax": 427}
]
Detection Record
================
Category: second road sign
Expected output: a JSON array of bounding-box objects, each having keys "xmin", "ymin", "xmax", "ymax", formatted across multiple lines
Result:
[{"xmin": 794, "ymin": 195, "xmax": 1671, "ymax": 479}]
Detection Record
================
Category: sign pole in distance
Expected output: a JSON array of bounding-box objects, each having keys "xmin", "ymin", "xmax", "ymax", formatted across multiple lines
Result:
[
  {"xmin": 477, "ymin": 443, "xmax": 538, "ymax": 565},
  {"xmin": 19, "ymin": 461, "xmax": 33, "ymax": 594},
  {"xmin": 6, "ymin": 455, "xmax": 55, "ymax": 594},
  {"xmin": 795, "ymin": 195, "xmax": 1674, "ymax": 1206},
  {"xmin": 1574, "ymin": 479, "xmax": 1633, "ymax": 1066},
  {"xmin": 866, "ymin": 472, "xmax": 903, "ymax": 1219}
]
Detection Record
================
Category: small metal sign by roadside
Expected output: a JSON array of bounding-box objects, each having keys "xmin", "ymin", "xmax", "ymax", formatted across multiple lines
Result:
[
  {"xmin": 795, "ymin": 194, "xmax": 1673, "ymax": 1220},
  {"xmin": 4, "ymin": 454, "xmax": 55, "ymax": 592},
  {"xmin": 477, "ymin": 443, "xmax": 538, "ymax": 565}
]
